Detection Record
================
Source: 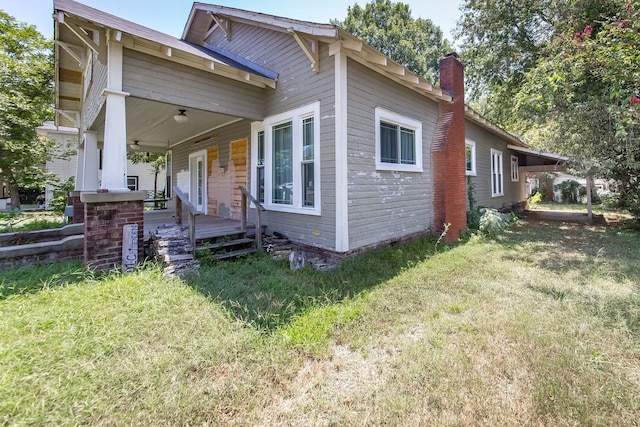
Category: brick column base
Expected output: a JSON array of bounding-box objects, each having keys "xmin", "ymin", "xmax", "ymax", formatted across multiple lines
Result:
[
  {"xmin": 67, "ymin": 191, "xmax": 85, "ymax": 224},
  {"xmin": 81, "ymin": 191, "xmax": 146, "ymax": 271}
]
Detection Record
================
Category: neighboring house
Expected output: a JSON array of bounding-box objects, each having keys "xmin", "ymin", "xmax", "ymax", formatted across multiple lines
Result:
[
  {"xmin": 53, "ymin": 0, "xmax": 566, "ymax": 256},
  {"xmin": 36, "ymin": 122, "xmax": 167, "ymax": 209}
]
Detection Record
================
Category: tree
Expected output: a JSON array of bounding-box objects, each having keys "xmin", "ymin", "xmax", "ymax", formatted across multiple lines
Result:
[
  {"xmin": 128, "ymin": 152, "xmax": 166, "ymax": 195},
  {"xmin": 455, "ymin": 0, "xmax": 619, "ymax": 127},
  {"xmin": 457, "ymin": 0, "xmax": 640, "ymax": 221},
  {"xmin": 0, "ymin": 11, "xmax": 55, "ymax": 209},
  {"xmin": 335, "ymin": 0, "xmax": 451, "ymax": 83}
]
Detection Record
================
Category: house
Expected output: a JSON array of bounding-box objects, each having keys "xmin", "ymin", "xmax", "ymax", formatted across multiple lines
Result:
[
  {"xmin": 36, "ymin": 122, "xmax": 167, "ymax": 209},
  {"xmin": 52, "ymin": 0, "xmax": 566, "ymax": 268}
]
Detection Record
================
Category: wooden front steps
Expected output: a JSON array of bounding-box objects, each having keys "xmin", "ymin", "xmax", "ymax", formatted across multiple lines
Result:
[{"xmin": 195, "ymin": 230, "xmax": 258, "ymax": 260}]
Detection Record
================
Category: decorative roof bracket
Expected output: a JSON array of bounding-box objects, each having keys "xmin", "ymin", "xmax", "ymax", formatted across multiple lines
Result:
[
  {"xmin": 289, "ymin": 30, "xmax": 319, "ymax": 73},
  {"xmin": 57, "ymin": 13, "xmax": 106, "ymax": 64},
  {"xmin": 208, "ymin": 13, "xmax": 232, "ymax": 41}
]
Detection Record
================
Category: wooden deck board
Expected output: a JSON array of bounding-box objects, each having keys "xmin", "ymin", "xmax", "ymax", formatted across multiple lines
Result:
[{"xmin": 144, "ymin": 209, "xmax": 243, "ymax": 240}]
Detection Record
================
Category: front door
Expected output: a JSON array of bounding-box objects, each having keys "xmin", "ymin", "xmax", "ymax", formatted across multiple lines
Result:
[{"xmin": 189, "ymin": 150, "xmax": 207, "ymax": 213}]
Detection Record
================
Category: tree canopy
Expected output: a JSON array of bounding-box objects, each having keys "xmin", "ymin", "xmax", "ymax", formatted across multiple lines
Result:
[
  {"xmin": 457, "ymin": 0, "xmax": 640, "ymax": 219},
  {"xmin": 0, "ymin": 11, "xmax": 55, "ymax": 208},
  {"xmin": 335, "ymin": 0, "xmax": 451, "ymax": 83}
]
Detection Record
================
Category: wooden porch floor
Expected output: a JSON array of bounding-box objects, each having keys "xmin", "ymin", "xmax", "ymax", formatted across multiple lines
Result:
[{"xmin": 143, "ymin": 209, "xmax": 243, "ymax": 241}]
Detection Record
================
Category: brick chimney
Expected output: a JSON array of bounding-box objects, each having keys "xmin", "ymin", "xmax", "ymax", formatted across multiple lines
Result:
[{"xmin": 431, "ymin": 53, "xmax": 467, "ymax": 242}]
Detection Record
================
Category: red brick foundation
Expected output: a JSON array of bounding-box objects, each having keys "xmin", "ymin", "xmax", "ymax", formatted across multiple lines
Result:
[
  {"xmin": 67, "ymin": 191, "xmax": 85, "ymax": 224},
  {"xmin": 432, "ymin": 53, "xmax": 467, "ymax": 243},
  {"xmin": 81, "ymin": 191, "xmax": 146, "ymax": 271}
]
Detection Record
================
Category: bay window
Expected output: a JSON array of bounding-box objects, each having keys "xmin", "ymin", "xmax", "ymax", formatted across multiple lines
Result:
[{"xmin": 251, "ymin": 102, "xmax": 320, "ymax": 215}]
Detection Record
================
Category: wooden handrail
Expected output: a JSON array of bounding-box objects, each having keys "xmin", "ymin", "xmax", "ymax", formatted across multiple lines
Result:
[
  {"xmin": 239, "ymin": 186, "xmax": 265, "ymax": 211},
  {"xmin": 239, "ymin": 186, "xmax": 266, "ymax": 251},
  {"xmin": 172, "ymin": 186, "xmax": 200, "ymax": 216},
  {"xmin": 172, "ymin": 186, "xmax": 202, "ymax": 253}
]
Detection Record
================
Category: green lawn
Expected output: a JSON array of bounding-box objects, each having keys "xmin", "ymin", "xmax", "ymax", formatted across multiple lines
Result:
[
  {"xmin": 1, "ymin": 217, "xmax": 639, "ymax": 425},
  {"xmin": 0, "ymin": 210, "xmax": 64, "ymax": 234}
]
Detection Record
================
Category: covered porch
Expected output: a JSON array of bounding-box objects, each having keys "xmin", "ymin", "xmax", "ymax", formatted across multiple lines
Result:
[{"xmin": 53, "ymin": 0, "xmax": 276, "ymax": 269}]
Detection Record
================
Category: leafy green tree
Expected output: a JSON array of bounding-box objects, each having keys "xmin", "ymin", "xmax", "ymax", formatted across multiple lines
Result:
[
  {"xmin": 0, "ymin": 11, "xmax": 55, "ymax": 208},
  {"xmin": 335, "ymin": 0, "xmax": 451, "ymax": 83},
  {"xmin": 128, "ymin": 152, "xmax": 166, "ymax": 195},
  {"xmin": 458, "ymin": 0, "xmax": 640, "ymax": 221},
  {"xmin": 456, "ymin": 0, "xmax": 619, "ymax": 127}
]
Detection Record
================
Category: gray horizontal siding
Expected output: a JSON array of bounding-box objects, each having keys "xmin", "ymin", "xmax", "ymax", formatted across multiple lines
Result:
[
  {"xmin": 122, "ymin": 49, "xmax": 265, "ymax": 120},
  {"xmin": 82, "ymin": 52, "xmax": 107, "ymax": 132},
  {"xmin": 255, "ymin": 44, "xmax": 337, "ymax": 251},
  {"xmin": 178, "ymin": 23, "xmax": 339, "ymax": 250},
  {"xmin": 465, "ymin": 121, "xmax": 526, "ymax": 209},
  {"xmin": 346, "ymin": 59, "xmax": 438, "ymax": 250}
]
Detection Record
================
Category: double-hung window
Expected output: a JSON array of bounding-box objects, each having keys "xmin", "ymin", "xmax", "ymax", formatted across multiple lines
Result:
[
  {"xmin": 251, "ymin": 102, "xmax": 320, "ymax": 215},
  {"xmin": 465, "ymin": 140, "xmax": 476, "ymax": 176},
  {"xmin": 510, "ymin": 155, "xmax": 519, "ymax": 182},
  {"xmin": 375, "ymin": 107, "xmax": 423, "ymax": 172},
  {"xmin": 491, "ymin": 149, "xmax": 504, "ymax": 197}
]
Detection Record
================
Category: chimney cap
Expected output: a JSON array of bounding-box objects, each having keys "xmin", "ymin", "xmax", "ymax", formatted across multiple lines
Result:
[{"xmin": 445, "ymin": 52, "xmax": 459, "ymax": 58}]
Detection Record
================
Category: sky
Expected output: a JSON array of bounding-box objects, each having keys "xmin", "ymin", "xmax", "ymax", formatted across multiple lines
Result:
[{"xmin": 0, "ymin": 0, "xmax": 463, "ymax": 43}]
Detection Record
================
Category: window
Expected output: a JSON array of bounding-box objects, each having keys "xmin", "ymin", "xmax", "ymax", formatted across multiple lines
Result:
[
  {"xmin": 465, "ymin": 140, "xmax": 476, "ymax": 176},
  {"xmin": 491, "ymin": 149, "xmax": 504, "ymax": 197},
  {"xmin": 127, "ymin": 176, "xmax": 138, "ymax": 191},
  {"xmin": 251, "ymin": 102, "xmax": 320, "ymax": 215},
  {"xmin": 511, "ymin": 155, "xmax": 519, "ymax": 182},
  {"xmin": 375, "ymin": 107, "xmax": 423, "ymax": 172},
  {"xmin": 256, "ymin": 131, "xmax": 265, "ymax": 203}
]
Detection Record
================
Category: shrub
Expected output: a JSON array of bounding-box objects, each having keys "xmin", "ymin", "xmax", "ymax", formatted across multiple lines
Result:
[
  {"xmin": 555, "ymin": 180, "xmax": 583, "ymax": 204},
  {"xmin": 478, "ymin": 208, "xmax": 515, "ymax": 237},
  {"xmin": 529, "ymin": 192, "xmax": 543, "ymax": 209},
  {"xmin": 49, "ymin": 177, "xmax": 75, "ymax": 214}
]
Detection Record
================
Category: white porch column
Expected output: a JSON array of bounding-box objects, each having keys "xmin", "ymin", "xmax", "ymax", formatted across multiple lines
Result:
[
  {"xmin": 100, "ymin": 32, "xmax": 130, "ymax": 192},
  {"xmin": 75, "ymin": 145, "xmax": 85, "ymax": 191},
  {"xmin": 82, "ymin": 131, "xmax": 99, "ymax": 191}
]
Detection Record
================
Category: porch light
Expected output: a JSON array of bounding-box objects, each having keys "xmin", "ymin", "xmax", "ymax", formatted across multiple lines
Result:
[
  {"xmin": 173, "ymin": 109, "xmax": 189, "ymax": 123},
  {"xmin": 130, "ymin": 140, "xmax": 141, "ymax": 150}
]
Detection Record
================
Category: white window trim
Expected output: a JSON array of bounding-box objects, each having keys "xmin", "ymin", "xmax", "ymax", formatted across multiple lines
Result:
[
  {"xmin": 251, "ymin": 102, "xmax": 321, "ymax": 216},
  {"xmin": 465, "ymin": 140, "xmax": 477, "ymax": 176},
  {"xmin": 375, "ymin": 107, "xmax": 423, "ymax": 172},
  {"xmin": 511, "ymin": 155, "xmax": 519, "ymax": 182},
  {"xmin": 250, "ymin": 121, "xmax": 264, "ymax": 208},
  {"xmin": 491, "ymin": 148, "xmax": 504, "ymax": 197}
]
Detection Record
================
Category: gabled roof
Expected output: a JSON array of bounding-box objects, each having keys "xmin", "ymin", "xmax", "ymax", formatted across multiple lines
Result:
[
  {"xmin": 183, "ymin": 3, "xmax": 339, "ymax": 41},
  {"xmin": 182, "ymin": 3, "xmax": 453, "ymax": 103}
]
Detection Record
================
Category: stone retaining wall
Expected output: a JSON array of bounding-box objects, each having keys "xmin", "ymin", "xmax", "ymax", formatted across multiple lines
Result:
[
  {"xmin": 0, "ymin": 234, "xmax": 84, "ymax": 270},
  {"xmin": 0, "ymin": 224, "xmax": 84, "ymax": 247}
]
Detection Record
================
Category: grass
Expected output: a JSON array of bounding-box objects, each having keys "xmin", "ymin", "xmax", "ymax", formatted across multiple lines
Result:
[
  {"xmin": 1, "ymin": 217, "xmax": 639, "ymax": 425},
  {"xmin": 0, "ymin": 210, "xmax": 64, "ymax": 234},
  {"xmin": 532, "ymin": 201, "xmax": 632, "ymax": 216}
]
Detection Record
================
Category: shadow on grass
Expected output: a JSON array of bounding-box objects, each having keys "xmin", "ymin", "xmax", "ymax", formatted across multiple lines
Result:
[
  {"xmin": 0, "ymin": 261, "xmax": 87, "ymax": 300},
  {"xmin": 501, "ymin": 218, "xmax": 640, "ymax": 285},
  {"xmin": 185, "ymin": 236, "xmax": 442, "ymax": 332},
  {"xmin": 501, "ymin": 218, "xmax": 640, "ymax": 336}
]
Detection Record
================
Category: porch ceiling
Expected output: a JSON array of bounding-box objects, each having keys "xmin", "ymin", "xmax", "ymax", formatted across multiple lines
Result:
[{"xmin": 90, "ymin": 97, "xmax": 242, "ymax": 152}]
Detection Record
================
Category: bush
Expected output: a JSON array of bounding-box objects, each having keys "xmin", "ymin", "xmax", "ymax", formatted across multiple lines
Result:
[
  {"xmin": 529, "ymin": 192, "xmax": 543, "ymax": 209},
  {"xmin": 49, "ymin": 177, "xmax": 75, "ymax": 214},
  {"xmin": 467, "ymin": 208, "xmax": 482, "ymax": 230},
  {"xmin": 555, "ymin": 180, "xmax": 583, "ymax": 204},
  {"xmin": 478, "ymin": 208, "xmax": 515, "ymax": 237}
]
